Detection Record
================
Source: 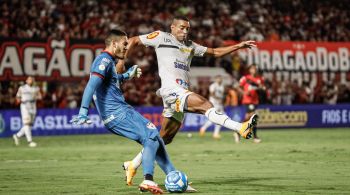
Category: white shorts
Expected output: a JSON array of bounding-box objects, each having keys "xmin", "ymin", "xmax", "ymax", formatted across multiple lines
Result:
[
  {"xmin": 157, "ymin": 87, "xmax": 193, "ymax": 122},
  {"xmin": 20, "ymin": 103, "xmax": 36, "ymax": 125}
]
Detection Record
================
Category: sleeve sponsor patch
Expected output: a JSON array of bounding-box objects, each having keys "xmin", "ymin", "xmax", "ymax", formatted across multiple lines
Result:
[
  {"xmin": 146, "ymin": 31, "xmax": 160, "ymax": 39},
  {"xmin": 99, "ymin": 64, "xmax": 106, "ymax": 70},
  {"xmin": 102, "ymin": 58, "xmax": 111, "ymax": 63}
]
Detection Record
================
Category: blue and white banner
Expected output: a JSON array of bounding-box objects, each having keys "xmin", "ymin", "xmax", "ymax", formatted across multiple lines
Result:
[
  {"xmin": 183, "ymin": 104, "xmax": 350, "ymax": 130},
  {"xmin": 1, "ymin": 104, "xmax": 350, "ymax": 137},
  {"xmin": 0, "ymin": 109, "xmax": 107, "ymax": 138}
]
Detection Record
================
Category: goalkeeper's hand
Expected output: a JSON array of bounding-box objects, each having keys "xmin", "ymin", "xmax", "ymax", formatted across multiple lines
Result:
[
  {"xmin": 70, "ymin": 114, "xmax": 92, "ymax": 125},
  {"xmin": 122, "ymin": 65, "xmax": 142, "ymax": 80},
  {"xmin": 69, "ymin": 107, "xmax": 92, "ymax": 125}
]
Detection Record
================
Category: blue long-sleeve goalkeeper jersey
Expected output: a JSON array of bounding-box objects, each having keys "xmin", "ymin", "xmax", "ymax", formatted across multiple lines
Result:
[{"xmin": 80, "ymin": 51, "xmax": 131, "ymax": 124}]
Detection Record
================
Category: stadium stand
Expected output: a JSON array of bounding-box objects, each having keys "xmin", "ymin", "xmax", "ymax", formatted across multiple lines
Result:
[{"xmin": 0, "ymin": 0, "xmax": 349, "ymax": 108}]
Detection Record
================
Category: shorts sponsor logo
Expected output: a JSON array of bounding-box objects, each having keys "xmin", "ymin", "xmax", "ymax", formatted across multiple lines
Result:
[
  {"xmin": 103, "ymin": 115, "xmax": 115, "ymax": 124},
  {"xmin": 169, "ymin": 93, "xmax": 178, "ymax": 97},
  {"xmin": 147, "ymin": 31, "xmax": 160, "ymax": 39},
  {"xmin": 146, "ymin": 122, "xmax": 157, "ymax": 129},
  {"xmin": 175, "ymin": 99, "xmax": 181, "ymax": 112}
]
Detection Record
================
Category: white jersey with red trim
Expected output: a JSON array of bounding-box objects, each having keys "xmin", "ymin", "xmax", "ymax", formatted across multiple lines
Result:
[{"xmin": 139, "ymin": 31, "xmax": 207, "ymax": 90}]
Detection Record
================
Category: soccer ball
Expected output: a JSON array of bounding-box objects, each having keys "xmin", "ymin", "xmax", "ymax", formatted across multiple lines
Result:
[{"xmin": 165, "ymin": 170, "xmax": 188, "ymax": 193}]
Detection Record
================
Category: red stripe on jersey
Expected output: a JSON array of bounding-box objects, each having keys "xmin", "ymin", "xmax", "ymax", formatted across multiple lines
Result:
[{"xmin": 91, "ymin": 72, "xmax": 105, "ymax": 79}]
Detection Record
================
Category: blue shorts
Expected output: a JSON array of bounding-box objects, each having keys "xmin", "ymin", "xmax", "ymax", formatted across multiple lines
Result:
[{"xmin": 105, "ymin": 108, "xmax": 159, "ymax": 145}]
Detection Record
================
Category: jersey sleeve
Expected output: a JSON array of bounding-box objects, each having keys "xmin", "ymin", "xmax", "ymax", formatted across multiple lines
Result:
[
  {"xmin": 79, "ymin": 75, "xmax": 103, "ymax": 113},
  {"xmin": 209, "ymin": 83, "xmax": 215, "ymax": 93},
  {"xmin": 16, "ymin": 87, "xmax": 22, "ymax": 98},
  {"xmin": 239, "ymin": 76, "xmax": 247, "ymax": 87},
  {"xmin": 90, "ymin": 57, "xmax": 112, "ymax": 79},
  {"xmin": 260, "ymin": 77, "xmax": 265, "ymax": 85},
  {"xmin": 35, "ymin": 86, "xmax": 42, "ymax": 99},
  {"xmin": 192, "ymin": 41, "xmax": 208, "ymax": 57},
  {"xmin": 139, "ymin": 31, "xmax": 164, "ymax": 47}
]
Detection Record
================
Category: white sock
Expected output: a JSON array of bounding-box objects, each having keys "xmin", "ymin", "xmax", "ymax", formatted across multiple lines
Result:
[
  {"xmin": 16, "ymin": 126, "xmax": 27, "ymax": 138},
  {"xmin": 205, "ymin": 108, "xmax": 242, "ymax": 132},
  {"xmin": 200, "ymin": 120, "xmax": 212, "ymax": 131},
  {"xmin": 23, "ymin": 125, "xmax": 33, "ymax": 143},
  {"xmin": 213, "ymin": 124, "xmax": 221, "ymax": 136},
  {"xmin": 131, "ymin": 149, "xmax": 143, "ymax": 169}
]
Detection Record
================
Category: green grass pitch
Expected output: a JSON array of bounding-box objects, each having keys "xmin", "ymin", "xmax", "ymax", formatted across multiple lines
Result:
[{"xmin": 1, "ymin": 128, "xmax": 350, "ymax": 194}]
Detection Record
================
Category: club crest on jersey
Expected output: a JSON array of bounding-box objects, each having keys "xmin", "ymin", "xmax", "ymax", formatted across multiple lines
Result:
[
  {"xmin": 147, "ymin": 31, "xmax": 160, "ymax": 39},
  {"xmin": 146, "ymin": 122, "xmax": 157, "ymax": 129}
]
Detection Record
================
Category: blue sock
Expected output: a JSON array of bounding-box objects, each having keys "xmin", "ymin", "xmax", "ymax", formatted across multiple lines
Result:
[
  {"xmin": 155, "ymin": 136, "xmax": 176, "ymax": 175},
  {"xmin": 142, "ymin": 137, "xmax": 159, "ymax": 176}
]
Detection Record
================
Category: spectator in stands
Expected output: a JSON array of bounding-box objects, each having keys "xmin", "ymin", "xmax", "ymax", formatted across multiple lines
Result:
[{"xmin": 322, "ymin": 81, "xmax": 339, "ymax": 105}]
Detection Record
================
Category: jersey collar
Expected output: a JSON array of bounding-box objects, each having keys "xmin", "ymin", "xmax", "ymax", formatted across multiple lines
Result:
[
  {"xmin": 170, "ymin": 33, "xmax": 186, "ymax": 45},
  {"xmin": 102, "ymin": 50, "xmax": 115, "ymax": 59}
]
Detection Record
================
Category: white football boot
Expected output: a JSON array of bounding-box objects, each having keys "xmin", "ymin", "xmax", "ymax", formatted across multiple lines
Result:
[
  {"xmin": 186, "ymin": 184, "xmax": 198, "ymax": 193},
  {"xmin": 139, "ymin": 180, "xmax": 163, "ymax": 194},
  {"xmin": 13, "ymin": 135, "xmax": 20, "ymax": 146},
  {"xmin": 28, "ymin": 142, "xmax": 37, "ymax": 148}
]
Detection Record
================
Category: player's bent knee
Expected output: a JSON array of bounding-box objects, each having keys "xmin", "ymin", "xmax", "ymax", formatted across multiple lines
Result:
[
  {"xmin": 163, "ymin": 137, "xmax": 174, "ymax": 145},
  {"xmin": 198, "ymin": 100, "xmax": 213, "ymax": 114},
  {"xmin": 203, "ymin": 100, "xmax": 214, "ymax": 110},
  {"xmin": 146, "ymin": 137, "xmax": 160, "ymax": 149},
  {"xmin": 160, "ymin": 130, "xmax": 177, "ymax": 145}
]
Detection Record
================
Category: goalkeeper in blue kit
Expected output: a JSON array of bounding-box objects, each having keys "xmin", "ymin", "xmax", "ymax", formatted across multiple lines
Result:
[{"xmin": 70, "ymin": 29, "xmax": 175, "ymax": 194}]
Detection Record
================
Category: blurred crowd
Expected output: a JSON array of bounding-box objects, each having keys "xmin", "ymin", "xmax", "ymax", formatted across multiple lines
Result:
[
  {"xmin": 1, "ymin": 0, "xmax": 349, "ymax": 42},
  {"xmin": 0, "ymin": 0, "xmax": 350, "ymax": 109},
  {"xmin": 1, "ymin": 72, "xmax": 350, "ymax": 109}
]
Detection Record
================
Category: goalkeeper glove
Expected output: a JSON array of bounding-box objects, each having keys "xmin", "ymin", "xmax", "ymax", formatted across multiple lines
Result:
[
  {"xmin": 122, "ymin": 65, "xmax": 142, "ymax": 80},
  {"xmin": 70, "ymin": 108, "xmax": 92, "ymax": 125}
]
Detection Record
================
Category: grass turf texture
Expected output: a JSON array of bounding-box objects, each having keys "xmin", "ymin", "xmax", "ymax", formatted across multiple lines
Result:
[{"xmin": 0, "ymin": 128, "xmax": 350, "ymax": 195}]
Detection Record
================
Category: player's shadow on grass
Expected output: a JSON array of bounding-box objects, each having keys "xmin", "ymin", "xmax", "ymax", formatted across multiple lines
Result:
[{"xmin": 196, "ymin": 177, "xmax": 288, "ymax": 190}]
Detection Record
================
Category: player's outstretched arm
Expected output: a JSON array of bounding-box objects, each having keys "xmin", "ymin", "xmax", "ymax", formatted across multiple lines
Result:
[
  {"xmin": 70, "ymin": 75, "xmax": 103, "ymax": 125},
  {"xmin": 116, "ymin": 37, "xmax": 143, "ymax": 74},
  {"xmin": 125, "ymin": 36, "xmax": 143, "ymax": 58},
  {"xmin": 205, "ymin": 40, "xmax": 256, "ymax": 58},
  {"xmin": 121, "ymin": 65, "xmax": 142, "ymax": 81},
  {"xmin": 116, "ymin": 59, "xmax": 126, "ymax": 73}
]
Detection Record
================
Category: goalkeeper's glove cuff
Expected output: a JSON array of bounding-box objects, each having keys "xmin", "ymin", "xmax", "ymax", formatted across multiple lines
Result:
[
  {"xmin": 79, "ymin": 107, "xmax": 88, "ymax": 116},
  {"xmin": 122, "ymin": 72, "xmax": 130, "ymax": 80}
]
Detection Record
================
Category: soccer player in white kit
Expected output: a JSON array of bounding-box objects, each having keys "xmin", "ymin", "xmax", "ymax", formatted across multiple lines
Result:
[
  {"xmin": 199, "ymin": 75, "xmax": 225, "ymax": 139},
  {"xmin": 12, "ymin": 76, "xmax": 41, "ymax": 147},
  {"xmin": 120, "ymin": 16, "xmax": 259, "ymax": 189}
]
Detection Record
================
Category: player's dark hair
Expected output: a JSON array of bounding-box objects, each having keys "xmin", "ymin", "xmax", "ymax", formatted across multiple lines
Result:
[
  {"xmin": 173, "ymin": 15, "xmax": 189, "ymax": 22},
  {"xmin": 247, "ymin": 64, "xmax": 257, "ymax": 69},
  {"xmin": 105, "ymin": 29, "xmax": 127, "ymax": 46}
]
